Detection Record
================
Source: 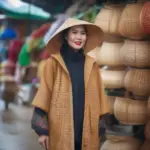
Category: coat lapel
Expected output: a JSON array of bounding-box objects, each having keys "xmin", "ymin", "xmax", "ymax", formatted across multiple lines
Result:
[
  {"xmin": 51, "ymin": 52, "xmax": 95, "ymax": 88},
  {"xmin": 84, "ymin": 55, "xmax": 95, "ymax": 89},
  {"xmin": 51, "ymin": 52, "xmax": 69, "ymax": 74}
]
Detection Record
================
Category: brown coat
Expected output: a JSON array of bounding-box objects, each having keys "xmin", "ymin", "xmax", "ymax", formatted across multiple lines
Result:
[{"xmin": 32, "ymin": 52, "xmax": 110, "ymax": 150}]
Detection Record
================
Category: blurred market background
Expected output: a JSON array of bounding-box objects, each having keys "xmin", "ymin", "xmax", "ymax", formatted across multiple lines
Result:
[{"xmin": 1, "ymin": 0, "xmax": 150, "ymax": 150}]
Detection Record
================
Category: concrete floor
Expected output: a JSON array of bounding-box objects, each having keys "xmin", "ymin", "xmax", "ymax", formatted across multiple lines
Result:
[{"xmin": 0, "ymin": 100, "xmax": 43, "ymax": 150}]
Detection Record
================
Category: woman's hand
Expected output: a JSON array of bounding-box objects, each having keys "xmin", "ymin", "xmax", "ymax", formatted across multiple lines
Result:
[{"xmin": 38, "ymin": 135, "xmax": 49, "ymax": 150}]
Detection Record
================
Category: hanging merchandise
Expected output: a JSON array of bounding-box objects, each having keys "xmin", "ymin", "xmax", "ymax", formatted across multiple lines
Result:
[
  {"xmin": 0, "ymin": 27, "xmax": 17, "ymax": 40},
  {"xmin": 120, "ymin": 40, "xmax": 150, "ymax": 68},
  {"xmin": 8, "ymin": 39, "xmax": 24, "ymax": 64},
  {"xmin": 95, "ymin": 5, "xmax": 123, "ymax": 36},
  {"xmin": 118, "ymin": 3, "xmax": 146, "ymax": 40},
  {"xmin": 18, "ymin": 23, "xmax": 51, "ymax": 67},
  {"xmin": 124, "ymin": 69, "xmax": 150, "ymax": 97},
  {"xmin": 18, "ymin": 43, "xmax": 30, "ymax": 67},
  {"xmin": 97, "ymin": 42, "xmax": 124, "ymax": 67}
]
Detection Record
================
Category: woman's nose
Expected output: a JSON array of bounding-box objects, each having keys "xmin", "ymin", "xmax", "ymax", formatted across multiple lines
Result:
[{"xmin": 76, "ymin": 33, "xmax": 82, "ymax": 39}]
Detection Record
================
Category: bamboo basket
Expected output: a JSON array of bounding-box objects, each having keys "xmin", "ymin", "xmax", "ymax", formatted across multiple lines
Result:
[
  {"xmin": 94, "ymin": 5, "xmax": 123, "ymax": 36},
  {"xmin": 124, "ymin": 69, "xmax": 150, "ymax": 96},
  {"xmin": 97, "ymin": 42, "xmax": 124, "ymax": 67},
  {"xmin": 114, "ymin": 97, "xmax": 147, "ymax": 125},
  {"xmin": 120, "ymin": 40, "xmax": 150, "ymax": 68},
  {"xmin": 118, "ymin": 3, "xmax": 146, "ymax": 39},
  {"xmin": 101, "ymin": 70, "xmax": 126, "ymax": 89},
  {"xmin": 101, "ymin": 138, "xmax": 142, "ymax": 150}
]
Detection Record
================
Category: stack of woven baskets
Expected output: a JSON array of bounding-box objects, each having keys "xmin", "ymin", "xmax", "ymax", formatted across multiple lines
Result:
[{"xmin": 94, "ymin": 1, "xmax": 150, "ymax": 150}]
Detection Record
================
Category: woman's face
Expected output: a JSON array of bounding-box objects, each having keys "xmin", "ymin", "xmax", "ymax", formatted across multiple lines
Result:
[{"xmin": 66, "ymin": 25, "xmax": 87, "ymax": 50}]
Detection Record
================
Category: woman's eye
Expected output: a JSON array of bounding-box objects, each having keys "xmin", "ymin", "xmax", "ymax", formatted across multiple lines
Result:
[{"xmin": 81, "ymin": 32, "xmax": 86, "ymax": 35}]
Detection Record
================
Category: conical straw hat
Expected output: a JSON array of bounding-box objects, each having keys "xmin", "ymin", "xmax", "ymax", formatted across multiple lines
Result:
[{"xmin": 46, "ymin": 18, "xmax": 104, "ymax": 54}]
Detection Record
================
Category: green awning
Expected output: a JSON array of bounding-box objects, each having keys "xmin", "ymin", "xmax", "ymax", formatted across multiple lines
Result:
[{"xmin": 0, "ymin": 0, "xmax": 51, "ymax": 20}]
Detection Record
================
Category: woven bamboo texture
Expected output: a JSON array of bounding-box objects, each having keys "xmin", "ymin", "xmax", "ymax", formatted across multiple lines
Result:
[
  {"xmin": 114, "ymin": 97, "xmax": 147, "ymax": 125},
  {"xmin": 120, "ymin": 40, "xmax": 150, "ymax": 68}
]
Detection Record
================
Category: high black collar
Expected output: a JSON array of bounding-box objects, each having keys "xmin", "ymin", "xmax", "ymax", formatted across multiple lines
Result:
[{"xmin": 60, "ymin": 42, "xmax": 85, "ymax": 62}]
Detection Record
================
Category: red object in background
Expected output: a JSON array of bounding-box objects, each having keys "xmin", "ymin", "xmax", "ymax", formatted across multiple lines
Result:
[
  {"xmin": 32, "ymin": 23, "xmax": 51, "ymax": 39},
  {"xmin": 40, "ymin": 49, "xmax": 50, "ymax": 60},
  {"xmin": 140, "ymin": 2, "xmax": 150, "ymax": 34},
  {"xmin": 8, "ymin": 39, "xmax": 24, "ymax": 64}
]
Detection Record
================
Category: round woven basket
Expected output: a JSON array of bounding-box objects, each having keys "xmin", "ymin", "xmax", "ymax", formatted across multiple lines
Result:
[
  {"xmin": 124, "ymin": 69, "xmax": 150, "ymax": 96},
  {"xmin": 118, "ymin": 3, "xmax": 146, "ymax": 40},
  {"xmin": 140, "ymin": 2, "xmax": 150, "ymax": 34},
  {"xmin": 101, "ymin": 138, "xmax": 142, "ymax": 150},
  {"xmin": 120, "ymin": 40, "xmax": 150, "ymax": 68},
  {"xmin": 94, "ymin": 5, "xmax": 123, "ymax": 36},
  {"xmin": 101, "ymin": 69, "xmax": 126, "ymax": 89},
  {"xmin": 114, "ymin": 97, "xmax": 147, "ymax": 125},
  {"xmin": 140, "ymin": 140, "xmax": 150, "ymax": 150},
  {"xmin": 97, "ymin": 42, "xmax": 124, "ymax": 67},
  {"xmin": 87, "ymin": 47, "xmax": 99, "ymax": 60}
]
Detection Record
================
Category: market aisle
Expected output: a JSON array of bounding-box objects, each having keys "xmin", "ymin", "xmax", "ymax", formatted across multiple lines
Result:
[{"xmin": 0, "ymin": 100, "xmax": 43, "ymax": 150}]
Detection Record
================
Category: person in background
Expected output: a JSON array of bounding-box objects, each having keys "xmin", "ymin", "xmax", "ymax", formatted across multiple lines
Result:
[{"xmin": 31, "ymin": 18, "xmax": 111, "ymax": 150}]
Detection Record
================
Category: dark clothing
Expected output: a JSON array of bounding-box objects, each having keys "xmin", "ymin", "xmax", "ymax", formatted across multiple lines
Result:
[
  {"xmin": 31, "ymin": 107, "xmax": 48, "ymax": 136},
  {"xmin": 60, "ymin": 43, "xmax": 85, "ymax": 149}
]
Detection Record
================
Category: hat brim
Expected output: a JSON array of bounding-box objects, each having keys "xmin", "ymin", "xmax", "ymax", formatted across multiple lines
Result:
[{"xmin": 46, "ymin": 18, "xmax": 104, "ymax": 54}]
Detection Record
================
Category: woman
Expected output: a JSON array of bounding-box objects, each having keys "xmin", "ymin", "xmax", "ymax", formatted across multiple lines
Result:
[{"xmin": 31, "ymin": 18, "xmax": 110, "ymax": 150}]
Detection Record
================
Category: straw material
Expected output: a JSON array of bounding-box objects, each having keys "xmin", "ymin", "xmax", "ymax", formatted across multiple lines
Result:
[
  {"xmin": 114, "ymin": 97, "xmax": 147, "ymax": 125},
  {"xmin": 119, "ymin": 4, "xmax": 146, "ymax": 40},
  {"xmin": 97, "ymin": 42, "xmax": 124, "ymax": 67},
  {"xmin": 94, "ymin": 6, "xmax": 123, "ymax": 36},
  {"xmin": 124, "ymin": 69, "xmax": 150, "ymax": 96},
  {"xmin": 140, "ymin": 2, "xmax": 150, "ymax": 34},
  {"xmin": 46, "ymin": 18, "xmax": 103, "ymax": 54},
  {"xmin": 101, "ymin": 70, "xmax": 126, "ymax": 89},
  {"xmin": 87, "ymin": 46, "xmax": 99, "ymax": 60},
  {"xmin": 120, "ymin": 40, "xmax": 150, "ymax": 68},
  {"xmin": 101, "ymin": 138, "xmax": 142, "ymax": 150}
]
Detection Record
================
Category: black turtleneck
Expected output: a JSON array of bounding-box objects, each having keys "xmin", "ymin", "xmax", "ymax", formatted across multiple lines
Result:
[{"xmin": 60, "ymin": 42, "xmax": 85, "ymax": 150}]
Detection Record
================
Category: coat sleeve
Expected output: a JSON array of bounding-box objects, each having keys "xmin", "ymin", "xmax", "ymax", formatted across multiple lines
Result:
[
  {"xmin": 96, "ymin": 64, "xmax": 110, "ymax": 116},
  {"xmin": 32, "ymin": 58, "xmax": 54, "ymax": 113}
]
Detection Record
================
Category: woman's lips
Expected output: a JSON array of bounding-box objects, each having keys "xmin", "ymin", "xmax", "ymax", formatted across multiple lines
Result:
[{"xmin": 75, "ymin": 41, "xmax": 82, "ymax": 45}]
